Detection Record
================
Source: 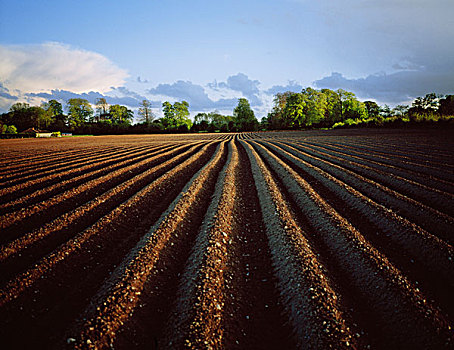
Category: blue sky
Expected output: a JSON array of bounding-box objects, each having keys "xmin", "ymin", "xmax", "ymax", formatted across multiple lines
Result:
[{"xmin": 1, "ymin": 0, "xmax": 453, "ymax": 119}]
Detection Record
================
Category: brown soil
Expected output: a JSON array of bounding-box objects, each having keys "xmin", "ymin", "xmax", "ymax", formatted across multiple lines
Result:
[{"xmin": 0, "ymin": 130, "xmax": 452, "ymax": 349}]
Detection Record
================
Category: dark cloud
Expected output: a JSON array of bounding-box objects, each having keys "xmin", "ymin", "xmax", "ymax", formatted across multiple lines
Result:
[
  {"xmin": 148, "ymin": 80, "xmax": 238, "ymax": 111},
  {"xmin": 265, "ymin": 81, "xmax": 303, "ymax": 95},
  {"xmin": 0, "ymin": 82, "xmax": 18, "ymax": 101},
  {"xmin": 314, "ymin": 69, "xmax": 454, "ymax": 104},
  {"xmin": 137, "ymin": 76, "xmax": 149, "ymax": 83},
  {"xmin": 109, "ymin": 87, "xmax": 151, "ymax": 104},
  {"xmin": 208, "ymin": 73, "xmax": 262, "ymax": 106}
]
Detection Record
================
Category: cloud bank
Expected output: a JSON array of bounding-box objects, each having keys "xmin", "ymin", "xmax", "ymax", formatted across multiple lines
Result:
[
  {"xmin": 0, "ymin": 42, "xmax": 129, "ymax": 111},
  {"xmin": 147, "ymin": 73, "xmax": 268, "ymax": 112},
  {"xmin": 314, "ymin": 69, "xmax": 454, "ymax": 105},
  {"xmin": 0, "ymin": 42, "xmax": 128, "ymax": 92}
]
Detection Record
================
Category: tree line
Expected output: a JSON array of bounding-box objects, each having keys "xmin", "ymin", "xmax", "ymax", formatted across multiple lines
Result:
[
  {"xmin": 0, "ymin": 97, "xmax": 258, "ymax": 135},
  {"xmin": 1, "ymin": 89, "xmax": 453, "ymax": 135},
  {"xmin": 262, "ymin": 89, "xmax": 454, "ymax": 130}
]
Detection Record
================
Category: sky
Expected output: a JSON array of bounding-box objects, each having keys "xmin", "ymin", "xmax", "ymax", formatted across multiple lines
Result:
[{"xmin": 0, "ymin": 0, "xmax": 453, "ymax": 119}]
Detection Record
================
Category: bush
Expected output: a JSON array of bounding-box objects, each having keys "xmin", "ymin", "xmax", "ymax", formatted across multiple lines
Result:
[{"xmin": 1, "ymin": 124, "xmax": 18, "ymax": 134}]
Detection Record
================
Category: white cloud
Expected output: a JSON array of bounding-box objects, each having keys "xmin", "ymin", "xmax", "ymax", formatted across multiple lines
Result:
[{"xmin": 0, "ymin": 42, "xmax": 128, "ymax": 95}]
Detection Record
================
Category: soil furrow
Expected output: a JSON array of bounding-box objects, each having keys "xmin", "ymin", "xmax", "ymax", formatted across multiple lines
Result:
[
  {"xmin": 0, "ymin": 143, "xmax": 214, "ymax": 282},
  {"xmin": 262, "ymin": 140, "xmax": 454, "ymax": 316},
  {"xmin": 251, "ymin": 141, "xmax": 453, "ymax": 349},
  {"xmin": 1, "ymin": 130, "xmax": 452, "ymax": 349},
  {"xmin": 316, "ymin": 140, "xmax": 454, "ymax": 172},
  {"xmin": 0, "ymin": 147, "xmax": 106, "ymax": 170},
  {"xmin": 0, "ymin": 142, "xmax": 219, "ymax": 350},
  {"xmin": 65, "ymin": 141, "xmax": 228, "ymax": 349},
  {"xmin": 0, "ymin": 142, "xmax": 181, "ymax": 202},
  {"xmin": 0, "ymin": 144, "xmax": 174, "ymax": 214},
  {"xmin": 272, "ymin": 140, "xmax": 454, "ymax": 245},
  {"xmin": 306, "ymin": 135, "xmax": 453, "ymax": 165},
  {"xmin": 0, "ymin": 146, "xmax": 139, "ymax": 189},
  {"xmin": 0, "ymin": 143, "xmax": 200, "ymax": 241},
  {"xmin": 242, "ymin": 140, "xmax": 356, "ymax": 349},
  {"xmin": 0, "ymin": 145, "xmax": 135, "ymax": 182},
  {"xmin": 289, "ymin": 142, "xmax": 454, "ymax": 216},
  {"xmin": 299, "ymin": 140, "xmax": 454, "ymax": 189},
  {"xmin": 163, "ymin": 140, "xmax": 239, "ymax": 349}
]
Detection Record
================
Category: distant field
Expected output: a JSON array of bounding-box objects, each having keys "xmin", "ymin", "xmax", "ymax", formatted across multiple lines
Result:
[{"xmin": 0, "ymin": 129, "xmax": 453, "ymax": 349}]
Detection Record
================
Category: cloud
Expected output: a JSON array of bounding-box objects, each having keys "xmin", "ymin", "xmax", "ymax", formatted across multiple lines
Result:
[
  {"xmin": 314, "ymin": 69, "xmax": 454, "ymax": 105},
  {"xmin": 26, "ymin": 89, "xmax": 150, "ymax": 109},
  {"xmin": 210, "ymin": 73, "xmax": 262, "ymax": 105},
  {"xmin": 265, "ymin": 81, "xmax": 303, "ymax": 95},
  {"xmin": 148, "ymin": 80, "xmax": 238, "ymax": 111},
  {"xmin": 0, "ymin": 82, "xmax": 18, "ymax": 101},
  {"xmin": 137, "ymin": 76, "xmax": 149, "ymax": 83},
  {"xmin": 0, "ymin": 42, "xmax": 128, "ymax": 94}
]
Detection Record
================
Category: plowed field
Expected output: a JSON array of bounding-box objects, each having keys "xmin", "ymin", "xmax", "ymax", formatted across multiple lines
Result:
[{"xmin": 1, "ymin": 130, "xmax": 453, "ymax": 349}]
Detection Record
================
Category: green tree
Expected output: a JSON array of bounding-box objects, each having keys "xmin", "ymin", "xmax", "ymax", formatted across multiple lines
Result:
[
  {"xmin": 364, "ymin": 101, "xmax": 381, "ymax": 118},
  {"xmin": 321, "ymin": 89, "xmax": 342, "ymax": 125},
  {"xmin": 408, "ymin": 93, "xmax": 442, "ymax": 115},
  {"xmin": 301, "ymin": 88, "xmax": 327, "ymax": 125},
  {"xmin": 282, "ymin": 93, "xmax": 306, "ymax": 128},
  {"xmin": 267, "ymin": 92, "xmax": 292, "ymax": 129},
  {"xmin": 42, "ymin": 100, "xmax": 66, "ymax": 130},
  {"xmin": 173, "ymin": 101, "xmax": 192, "ymax": 129},
  {"xmin": 8, "ymin": 103, "xmax": 50, "ymax": 130},
  {"xmin": 161, "ymin": 101, "xmax": 192, "ymax": 130},
  {"xmin": 109, "ymin": 104, "xmax": 134, "ymax": 125},
  {"xmin": 233, "ymin": 98, "xmax": 258, "ymax": 131},
  {"xmin": 5, "ymin": 125, "xmax": 17, "ymax": 134},
  {"xmin": 42, "ymin": 100, "xmax": 63, "ymax": 117},
  {"xmin": 337, "ymin": 89, "xmax": 366, "ymax": 121},
  {"xmin": 8, "ymin": 102, "xmax": 32, "ymax": 130},
  {"xmin": 95, "ymin": 98, "xmax": 109, "ymax": 122},
  {"xmin": 67, "ymin": 98, "xmax": 93, "ymax": 128},
  {"xmin": 138, "ymin": 99, "xmax": 154, "ymax": 124}
]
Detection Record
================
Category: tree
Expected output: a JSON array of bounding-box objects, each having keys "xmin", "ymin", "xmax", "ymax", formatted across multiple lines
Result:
[
  {"xmin": 161, "ymin": 101, "xmax": 192, "ymax": 130},
  {"xmin": 173, "ymin": 101, "xmax": 192, "ymax": 129},
  {"xmin": 138, "ymin": 100, "xmax": 154, "ymax": 124},
  {"xmin": 282, "ymin": 93, "xmax": 306, "ymax": 128},
  {"xmin": 438, "ymin": 95, "xmax": 454, "ymax": 115},
  {"xmin": 364, "ymin": 101, "xmax": 380, "ymax": 118},
  {"xmin": 7, "ymin": 103, "xmax": 50, "ymax": 130},
  {"xmin": 380, "ymin": 105, "xmax": 392, "ymax": 118},
  {"xmin": 42, "ymin": 100, "xmax": 63, "ymax": 117},
  {"xmin": 337, "ymin": 89, "xmax": 366, "ymax": 121},
  {"xmin": 5, "ymin": 125, "xmax": 17, "ymax": 134},
  {"xmin": 67, "ymin": 98, "xmax": 93, "ymax": 129},
  {"xmin": 321, "ymin": 88, "xmax": 342, "ymax": 125},
  {"xmin": 301, "ymin": 88, "xmax": 327, "ymax": 125},
  {"xmin": 42, "ymin": 100, "xmax": 66, "ymax": 130},
  {"xmin": 233, "ymin": 98, "xmax": 258, "ymax": 131},
  {"xmin": 109, "ymin": 104, "xmax": 134, "ymax": 125},
  {"xmin": 408, "ymin": 93, "xmax": 442, "ymax": 115},
  {"xmin": 392, "ymin": 105, "xmax": 409, "ymax": 117},
  {"xmin": 267, "ymin": 92, "xmax": 292, "ymax": 129},
  {"xmin": 95, "ymin": 98, "xmax": 109, "ymax": 121},
  {"xmin": 8, "ymin": 102, "xmax": 33, "ymax": 130}
]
